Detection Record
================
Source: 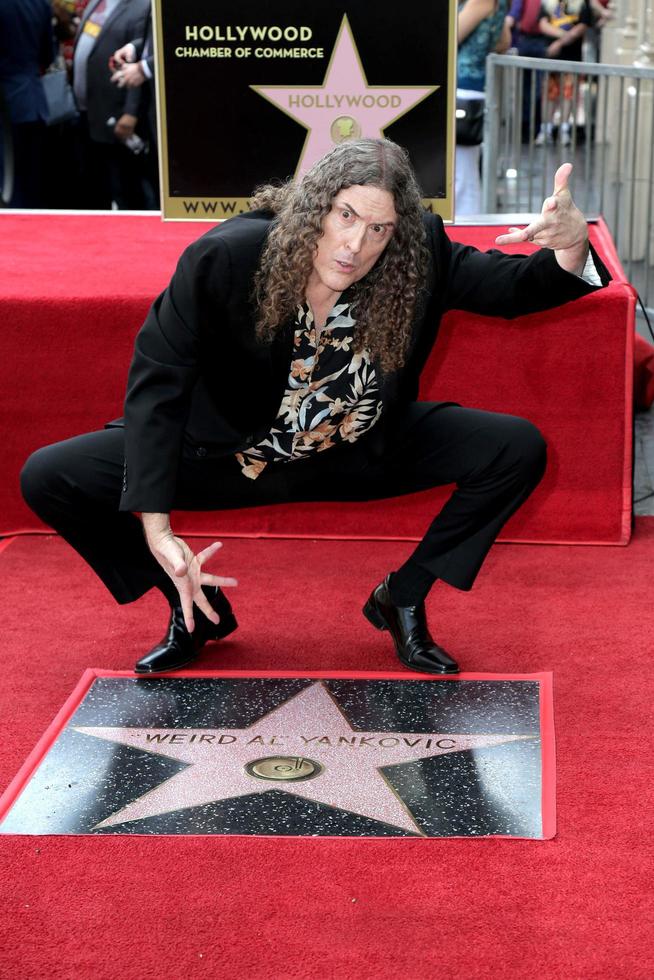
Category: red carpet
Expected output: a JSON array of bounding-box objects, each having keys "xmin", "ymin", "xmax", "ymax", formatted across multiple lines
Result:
[
  {"xmin": 0, "ymin": 213, "xmax": 635, "ymax": 544},
  {"xmin": 0, "ymin": 529, "xmax": 652, "ymax": 978}
]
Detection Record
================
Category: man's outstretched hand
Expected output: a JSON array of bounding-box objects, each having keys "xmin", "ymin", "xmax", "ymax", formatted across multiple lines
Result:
[
  {"xmin": 495, "ymin": 162, "xmax": 589, "ymax": 276},
  {"xmin": 142, "ymin": 514, "xmax": 238, "ymax": 633}
]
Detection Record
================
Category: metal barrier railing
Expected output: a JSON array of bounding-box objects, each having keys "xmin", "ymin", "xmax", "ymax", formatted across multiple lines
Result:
[{"xmin": 482, "ymin": 53, "xmax": 654, "ymax": 313}]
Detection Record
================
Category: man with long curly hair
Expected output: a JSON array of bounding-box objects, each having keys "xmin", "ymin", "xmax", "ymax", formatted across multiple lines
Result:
[{"xmin": 22, "ymin": 137, "xmax": 608, "ymax": 674}]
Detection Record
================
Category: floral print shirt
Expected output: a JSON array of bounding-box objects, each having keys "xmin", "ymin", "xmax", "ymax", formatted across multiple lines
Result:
[{"xmin": 235, "ymin": 300, "xmax": 382, "ymax": 479}]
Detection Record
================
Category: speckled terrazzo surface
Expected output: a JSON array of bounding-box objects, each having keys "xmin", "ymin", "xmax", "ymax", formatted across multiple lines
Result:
[{"xmin": 0, "ymin": 676, "xmax": 547, "ymax": 838}]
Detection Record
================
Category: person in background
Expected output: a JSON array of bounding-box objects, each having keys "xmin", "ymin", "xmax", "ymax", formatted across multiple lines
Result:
[
  {"xmin": 506, "ymin": 0, "xmax": 548, "ymax": 140},
  {"xmin": 505, "ymin": 1, "xmax": 520, "ymax": 47},
  {"xmin": 587, "ymin": 0, "xmax": 612, "ymax": 61},
  {"xmin": 0, "ymin": 0, "xmax": 55, "ymax": 207},
  {"xmin": 52, "ymin": 0, "xmax": 91, "ymax": 71},
  {"xmin": 110, "ymin": 6, "xmax": 158, "ymax": 208},
  {"xmin": 456, "ymin": 0, "xmax": 510, "ymax": 215},
  {"xmin": 588, "ymin": 0, "xmax": 611, "ymax": 28},
  {"xmin": 508, "ymin": 0, "xmax": 548, "ymax": 58},
  {"xmin": 535, "ymin": 0, "xmax": 592, "ymax": 146},
  {"xmin": 71, "ymin": 0, "xmax": 150, "ymax": 208}
]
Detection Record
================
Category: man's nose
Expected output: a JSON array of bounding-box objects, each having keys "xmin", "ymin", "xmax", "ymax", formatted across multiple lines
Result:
[{"xmin": 346, "ymin": 222, "xmax": 367, "ymax": 254}]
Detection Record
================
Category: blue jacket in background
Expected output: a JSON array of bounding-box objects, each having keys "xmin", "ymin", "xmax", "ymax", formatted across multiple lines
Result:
[{"xmin": 0, "ymin": 0, "xmax": 56, "ymax": 123}]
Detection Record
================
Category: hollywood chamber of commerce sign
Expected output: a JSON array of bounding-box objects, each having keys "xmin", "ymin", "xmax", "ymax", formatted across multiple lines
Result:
[{"xmin": 152, "ymin": 1, "xmax": 456, "ymax": 220}]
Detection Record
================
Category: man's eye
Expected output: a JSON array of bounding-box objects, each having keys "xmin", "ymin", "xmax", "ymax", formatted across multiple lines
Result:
[
  {"xmin": 370, "ymin": 224, "xmax": 387, "ymax": 237},
  {"xmin": 341, "ymin": 209, "xmax": 351, "ymax": 219}
]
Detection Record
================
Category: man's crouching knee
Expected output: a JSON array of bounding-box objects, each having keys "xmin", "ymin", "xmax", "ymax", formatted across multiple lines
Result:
[
  {"xmin": 509, "ymin": 418, "xmax": 547, "ymax": 485},
  {"xmin": 20, "ymin": 444, "xmax": 61, "ymax": 516}
]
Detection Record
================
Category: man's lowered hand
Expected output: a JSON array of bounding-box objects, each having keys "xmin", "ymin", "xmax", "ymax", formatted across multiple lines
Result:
[{"xmin": 142, "ymin": 514, "xmax": 238, "ymax": 633}]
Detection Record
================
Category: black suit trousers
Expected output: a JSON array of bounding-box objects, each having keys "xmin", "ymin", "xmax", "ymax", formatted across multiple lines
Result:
[{"xmin": 21, "ymin": 403, "xmax": 546, "ymax": 603}]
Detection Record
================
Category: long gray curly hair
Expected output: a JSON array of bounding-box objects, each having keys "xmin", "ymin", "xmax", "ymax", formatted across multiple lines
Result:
[{"xmin": 250, "ymin": 138, "xmax": 429, "ymax": 374}]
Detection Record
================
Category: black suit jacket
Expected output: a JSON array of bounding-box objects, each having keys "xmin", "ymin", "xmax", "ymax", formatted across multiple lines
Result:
[
  {"xmin": 119, "ymin": 210, "xmax": 610, "ymax": 513},
  {"xmin": 74, "ymin": 0, "xmax": 149, "ymax": 142}
]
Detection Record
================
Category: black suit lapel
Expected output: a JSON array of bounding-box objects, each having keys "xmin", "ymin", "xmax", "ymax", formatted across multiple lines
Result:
[
  {"xmin": 99, "ymin": 0, "xmax": 130, "ymax": 40},
  {"xmin": 269, "ymin": 317, "xmax": 295, "ymax": 380}
]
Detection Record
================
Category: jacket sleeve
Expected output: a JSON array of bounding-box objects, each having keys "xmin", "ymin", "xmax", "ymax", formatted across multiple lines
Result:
[
  {"xmin": 39, "ymin": 1, "xmax": 57, "ymax": 71},
  {"xmin": 430, "ymin": 214, "xmax": 611, "ymax": 317},
  {"xmin": 122, "ymin": 0, "xmax": 150, "ymax": 118},
  {"xmin": 119, "ymin": 235, "xmax": 231, "ymax": 513},
  {"xmin": 123, "ymin": 83, "xmax": 143, "ymax": 122}
]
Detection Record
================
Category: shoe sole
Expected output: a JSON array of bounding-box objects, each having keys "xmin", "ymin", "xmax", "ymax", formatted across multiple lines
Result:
[
  {"xmin": 362, "ymin": 599, "xmax": 459, "ymax": 675},
  {"xmin": 134, "ymin": 616, "xmax": 239, "ymax": 674},
  {"xmin": 134, "ymin": 654, "xmax": 199, "ymax": 674}
]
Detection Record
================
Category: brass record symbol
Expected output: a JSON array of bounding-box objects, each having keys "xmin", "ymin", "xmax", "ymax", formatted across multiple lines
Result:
[
  {"xmin": 245, "ymin": 756, "xmax": 323, "ymax": 782},
  {"xmin": 330, "ymin": 116, "xmax": 362, "ymax": 143}
]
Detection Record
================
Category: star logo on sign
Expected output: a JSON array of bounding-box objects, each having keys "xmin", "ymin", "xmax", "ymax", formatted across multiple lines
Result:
[
  {"xmin": 250, "ymin": 15, "xmax": 439, "ymax": 175},
  {"xmin": 76, "ymin": 683, "xmax": 532, "ymax": 835}
]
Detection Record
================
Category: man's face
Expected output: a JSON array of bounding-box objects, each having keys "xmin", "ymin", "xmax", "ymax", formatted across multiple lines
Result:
[{"xmin": 308, "ymin": 185, "xmax": 397, "ymax": 299}]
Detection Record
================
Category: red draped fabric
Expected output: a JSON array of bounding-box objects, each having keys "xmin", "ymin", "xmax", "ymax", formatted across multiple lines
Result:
[{"xmin": 0, "ymin": 214, "xmax": 635, "ymax": 544}]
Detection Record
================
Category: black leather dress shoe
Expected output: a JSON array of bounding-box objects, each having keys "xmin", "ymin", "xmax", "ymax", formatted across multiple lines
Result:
[
  {"xmin": 134, "ymin": 586, "xmax": 238, "ymax": 674},
  {"xmin": 363, "ymin": 574, "xmax": 459, "ymax": 675}
]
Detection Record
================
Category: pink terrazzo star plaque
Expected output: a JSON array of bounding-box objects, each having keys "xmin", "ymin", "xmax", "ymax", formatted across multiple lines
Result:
[{"xmin": 0, "ymin": 671, "xmax": 555, "ymax": 838}]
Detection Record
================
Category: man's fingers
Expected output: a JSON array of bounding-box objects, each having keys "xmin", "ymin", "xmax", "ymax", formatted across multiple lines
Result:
[
  {"xmin": 153, "ymin": 539, "xmax": 188, "ymax": 579},
  {"xmin": 200, "ymin": 573, "xmax": 239, "ymax": 588},
  {"xmin": 494, "ymin": 226, "xmax": 528, "ymax": 245},
  {"xmin": 495, "ymin": 218, "xmax": 546, "ymax": 245},
  {"xmin": 114, "ymin": 43, "xmax": 135, "ymax": 65},
  {"xmin": 543, "ymin": 196, "xmax": 558, "ymax": 213},
  {"xmin": 175, "ymin": 572, "xmax": 199, "ymax": 632},
  {"xmin": 553, "ymin": 161, "xmax": 573, "ymax": 195},
  {"xmin": 196, "ymin": 541, "xmax": 223, "ymax": 566},
  {"xmin": 178, "ymin": 588, "xmax": 195, "ymax": 633},
  {"xmin": 496, "ymin": 216, "xmax": 550, "ymax": 245},
  {"xmin": 521, "ymin": 218, "xmax": 548, "ymax": 242}
]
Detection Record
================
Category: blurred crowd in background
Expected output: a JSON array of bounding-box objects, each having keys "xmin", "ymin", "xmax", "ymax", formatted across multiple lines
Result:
[
  {"xmin": 1, "ymin": 0, "xmax": 155, "ymax": 209},
  {"xmin": 0, "ymin": 0, "xmax": 614, "ymax": 212},
  {"xmin": 455, "ymin": 0, "xmax": 613, "ymax": 213}
]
